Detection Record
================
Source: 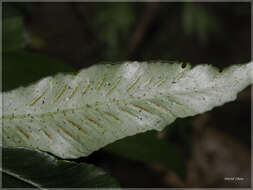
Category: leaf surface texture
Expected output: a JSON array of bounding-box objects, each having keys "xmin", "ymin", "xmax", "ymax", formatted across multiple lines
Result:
[{"xmin": 2, "ymin": 61, "xmax": 252, "ymax": 158}]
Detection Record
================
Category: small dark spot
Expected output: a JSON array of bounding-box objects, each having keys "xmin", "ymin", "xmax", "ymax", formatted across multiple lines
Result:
[
  {"xmin": 42, "ymin": 100, "xmax": 45, "ymax": 104},
  {"xmin": 181, "ymin": 62, "xmax": 187, "ymax": 68}
]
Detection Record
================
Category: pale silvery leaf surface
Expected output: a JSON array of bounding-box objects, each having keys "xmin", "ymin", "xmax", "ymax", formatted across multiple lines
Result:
[{"xmin": 1, "ymin": 61, "xmax": 252, "ymax": 158}]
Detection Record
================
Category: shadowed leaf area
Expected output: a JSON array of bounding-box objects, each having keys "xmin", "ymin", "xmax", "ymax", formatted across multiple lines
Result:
[
  {"xmin": 3, "ymin": 50, "xmax": 75, "ymax": 92},
  {"xmin": 104, "ymin": 130, "xmax": 186, "ymax": 177},
  {"xmin": 2, "ymin": 147, "xmax": 120, "ymax": 188}
]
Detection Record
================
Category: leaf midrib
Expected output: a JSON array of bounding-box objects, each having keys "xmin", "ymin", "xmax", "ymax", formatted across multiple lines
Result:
[
  {"xmin": 2, "ymin": 83, "xmax": 231, "ymax": 120},
  {"xmin": 2, "ymin": 169, "xmax": 43, "ymax": 189},
  {"xmin": 2, "ymin": 94, "xmax": 174, "ymax": 119}
]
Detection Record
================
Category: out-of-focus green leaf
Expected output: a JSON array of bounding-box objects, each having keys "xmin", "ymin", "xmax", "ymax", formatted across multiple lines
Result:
[
  {"xmin": 3, "ymin": 3, "xmax": 37, "ymax": 18},
  {"xmin": 104, "ymin": 130, "xmax": 185, "ymax": 177},
  {"xmin": 3, "ymin": 50, "xmax": 75, "ymax": 91},
  {"xmin": 28, "ymin": 34, "xmax": 45, "ymax": 50},
  {"xmin": 2, "ymin": 147, "xmax": 120, "ymax": 188},
  {"xmin": 3, "ymin": 4, "xmax": 22, "ymax": 18},
  {"xmin": 182, "ymin": 4, "xmax": 221, "ymax": 44},
  {"xmin": 166, "ymin": 118, "xmax": 193, "ymax": 143},
  {"xmin": 92, "ymin": 3, "xmax": 135, "ymax": 59},
  {"xmin": 3, "ymin": 4, "xmax": 45, "ymax": 51},
  {"xmin": 3, "ymin": 17, "xmax": 27, "ymax": 52}
]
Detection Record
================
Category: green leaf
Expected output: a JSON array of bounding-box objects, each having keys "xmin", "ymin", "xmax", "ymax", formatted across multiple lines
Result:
[
  {"xmin": 3, "ymin": 50, "xmax": 75, "ymax": 91},
  {"xmin": 104, "ymin": 130, "xmax": 185, "ymax": 177},
  {"xmin": 3, "ymin": 17, "xmax": 26, "ymax": 52},
  {"xmin": 1, "ymin": 61, "xmax": 252, "ymax": 158},
  {"xmin": 91, "ymin": 3, "xmax": 135, "ymax": 59},
  {"xmin": 3, "ymin": 4, "xmax": 22, "ymax": 18},
  {"xmin": 182, "ymin": 4, "xmax": 221, "ymax": 44},
  {"xmin": 2, "ymin": 147, "xmax": 120, "ymax": 188}
]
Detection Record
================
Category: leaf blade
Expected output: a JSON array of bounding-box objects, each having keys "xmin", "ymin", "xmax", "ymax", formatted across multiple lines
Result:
[
  {"xmin": 3, "ymin": 17, "xmax": 26, "ymax": 52},
  {"xmin": 104, "ymin": 130, "xmax": 185, "ymax": 177},
  {"xmin": 2, "ymin": 61, "xmax": 252, "ymax": 158},
  {"xmin": 2, "ymin": 147, "xmax": 120, "ymax": 188},
  {"xmin": 3, "ymin": 50, "xmax": 75, "ymax": 92}
]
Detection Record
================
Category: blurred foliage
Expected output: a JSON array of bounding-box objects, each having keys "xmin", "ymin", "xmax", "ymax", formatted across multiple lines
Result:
[
  {"xmin": 104, "ymin": 130, "xmax": 185, "ymax": 178},
  {"xmin": 182, "ymin": 4, "xmax": 221, "ymax": 45},
  {"xmin": 3, "ymin": 5, "xmax": 22, "ymax": 18},
  {"xmin": 89, "ymin": 3, "xmax": 135, "ymax": 60},
  {"xmin": 3, "ymin": 3, "xmax": 46, "ymax": 51},
  {"xmin": 3, "ymin": 50, "xmax": 75, "ymax": 91},
  {"xmin": 3, "ymin": 17, "xmax": 27, "ymax": 52},
  {"xmin": 2, "ymin": 5, "xmax": 75, "ymax": 91},
  {"xmin": 3, "ymin": 2, "xmax": 36, "ymax": 18},
  {"xmin": 166, "ymin": 118, "xmax": 193, "ymax": 145}
]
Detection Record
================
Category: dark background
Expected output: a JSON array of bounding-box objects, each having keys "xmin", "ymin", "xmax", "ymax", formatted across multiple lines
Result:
[{"xmin": 3, "ymin": 2, "xmax": 251, "ymax": 188}]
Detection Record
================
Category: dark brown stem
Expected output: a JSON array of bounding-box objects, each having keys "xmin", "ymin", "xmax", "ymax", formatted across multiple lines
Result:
[{"xmin": 123, "ymin": 2, "xmax": 160, "ymax": 59}]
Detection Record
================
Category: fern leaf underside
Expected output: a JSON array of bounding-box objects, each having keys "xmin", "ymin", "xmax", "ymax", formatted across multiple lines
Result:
[{"xmin": 1, "ymin": 61, "xmax": 252, "ymax": 158}]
